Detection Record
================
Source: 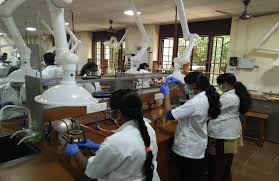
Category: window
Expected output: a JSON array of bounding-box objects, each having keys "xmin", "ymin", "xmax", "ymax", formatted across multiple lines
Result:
[
  {"xmin": 177, "ymin": 37, "xmax": 209, "ymax": 72},
  {"xmin": 162, "ymin": 38, "xmax": 174, "ymax": 69},
  {"xmin": 210, "ymin": 35, "xmax": 230, "ymax": 85},
  {"xmin": 96, "ymin": 41, "xmax": 101, "ymax": 67},
  {"xmin": 191, "ymin": 36, "xmax": 209, "ymax": 72},
  {"xmin": 104, "ymin": 45, "xmax": 111, "ymax": 60},
  {"xmin": 177, "ymin": 38, "xmax": 189, "ymax": 57},
  {"xmin": 160, "ymin": 35, "xmax": 230, "ymax": 85},
  {"xmin": 93, "ymin": 29, "xmax": 127, "ymax": 74},
  {"xmin": 122, "ymin": 42, "xmax": 126, "ymax": 60}
]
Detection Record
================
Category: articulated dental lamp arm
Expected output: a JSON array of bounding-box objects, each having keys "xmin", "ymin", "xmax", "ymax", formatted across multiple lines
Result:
[
  {"xmin": 34, "ymin": 0, "xmax": 96, "ymax": 106},
  {"xmin": 165, "ymin": 0, "xmax": 199, "ymax": 83},
  {"xmin": 46, "ymin": 0, "xmax": 78, "ymax": 83},
  {"xmin": 117, "ymin": 29, "xmax": 129, "ymax": 50},
  {"xmin": 173, "ymin": 0, "xmax": 199, "ymax": 69},
  {"xmin": 52, "ymin": 0, "xmax": 72, "ymax": 8},
  {"xmin": 0, "ymin": 43, "xmax": 15, "ymax": 49},
  {"xmin": 0, "ymin": 0, "xmax": 32, "ymax": 69},
  {"xmin": 103, "ymin": 36, "xmax": 117, "ymax": 48},
  {"xmin": 40, "ymin": 17, "xmax": 81, "ymax": 53},
  {"xmin": 126, "ymin": 0, "xmax": 150, "ymax": 74},
  {"xmin": 0, "ymin": 0, "xmax": 25, "ymax": 18},
  {"xmin": 128, "ymin": 0, "xmax": 147, "ymax": 42},
  {"xmin": 40, "ymin": 18, "xmax": 55, "ymax": 35},
  {"xmin": 104, "ymin": 29, "xmax": 129, "ymax": 49},
  {"xmin": 175, "ymin": 0, "xmax": 190, "ymax": 40},
  {"xmin": 65, "ymin": 25, "xmax": 81, "ymax": 53}
]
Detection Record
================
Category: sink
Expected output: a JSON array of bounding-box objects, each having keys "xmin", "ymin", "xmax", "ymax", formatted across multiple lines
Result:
[{"xmin": 0, "ymin": 135, "xmax": 40, "ymax": 164}]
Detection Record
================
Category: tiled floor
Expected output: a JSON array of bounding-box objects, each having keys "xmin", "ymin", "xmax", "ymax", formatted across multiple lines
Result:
[{"xmin": 232, "ymin": 141, "xmax": 279, "ymax": 181}]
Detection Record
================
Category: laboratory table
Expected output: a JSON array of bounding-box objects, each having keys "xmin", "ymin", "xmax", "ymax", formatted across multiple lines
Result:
[{"xmin": 0, "ymin": 107, "xmax": 177, "ymax": 181}]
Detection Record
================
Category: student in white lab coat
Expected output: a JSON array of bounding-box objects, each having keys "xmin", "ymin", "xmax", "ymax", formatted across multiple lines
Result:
[
  {"xmin": 65, "ymin": 89, "xmax": 160, "ymax": 181},
  {"xmin": 160, "ymin": 72, "xmax": 221, "ymax": 181},
  {"xmin": 79, "ymin": 62, "xmax": 100, "ymax": 94},
  {"xmin": 42, "ymin": 52, "xmax": 63, "ymax": 79},
  {"xmin": 207, "ymin": 73, "xmax": 251, "ymax": 181}
]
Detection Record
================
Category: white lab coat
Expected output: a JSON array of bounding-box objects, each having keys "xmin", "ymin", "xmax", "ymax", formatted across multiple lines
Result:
[
  {"xmin": 0, "ymin": 83, "xmax": 25, "ymax": 120},
  {"xmin": 78, "ymin": 83, "xmax": 96, "ymax": 94},
  {"xmin": 208, "ymin": 89, "xmax": 241, "ymax": 140},
  {"xmin": 85, "ymin": 120, "xmax": 160, "ymax": 181},
  {"xmin": 171, "ymin": 91, "xmax": 209, "ymax": 159},
  {"xmin": 42, "ymin": 65, "xmax": 63, "ymax": 79}
]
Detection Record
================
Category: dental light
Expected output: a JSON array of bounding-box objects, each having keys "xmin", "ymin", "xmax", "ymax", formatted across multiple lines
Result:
[
  {"xmin": 167, "ymin": 0, "xmax": 200, "ymax": 84},
  {"xmin": 0, "ymin": 0, "xmax": 38, "ymax": 83},
  {"xmin": 35, "ymin": 0, "xmax": 97, "ymax": 106},
  {"xmin": 125, "ymin": 0, "xmax": 151, "ymax": 74},
  {"xmin": 103, "ymin": 29, "xmax": 129, "ymax": 50}
]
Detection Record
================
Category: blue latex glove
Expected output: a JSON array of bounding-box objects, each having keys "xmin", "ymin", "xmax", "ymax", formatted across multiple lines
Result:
[
  {"xmin": 78, "ymin": 139, "xmax": 100, "ymax": 150},
  {"xmin": 164, "ymin": 76, "xmax": 182, "ymax": 85},
  {"xmin": 65, "ymin": 143, "xmax": 80, "ymax": 157},
  {"xmin": 160, "ymin": 84, "xmax": 170, "ymax": 96}
]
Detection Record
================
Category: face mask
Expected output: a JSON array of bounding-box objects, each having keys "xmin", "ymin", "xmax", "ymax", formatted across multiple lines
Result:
[
  {"xmin": 184, "ymin": 84, "xmax": 193, "ymax": 95},
  {"xmin": 109, "ymin": 110, "xmax": 120, "ymax": 124}
]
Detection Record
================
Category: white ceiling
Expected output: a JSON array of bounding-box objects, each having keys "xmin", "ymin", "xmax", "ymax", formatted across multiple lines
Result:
[{"xmin": 1, "ymin": 0, "xmax": 279, "ymax": 35}]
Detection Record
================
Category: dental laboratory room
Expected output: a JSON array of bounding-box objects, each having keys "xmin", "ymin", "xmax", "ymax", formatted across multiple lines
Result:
[{"xmin": 1, "ymin": 0, "xmax": 279, "ymax": 181}]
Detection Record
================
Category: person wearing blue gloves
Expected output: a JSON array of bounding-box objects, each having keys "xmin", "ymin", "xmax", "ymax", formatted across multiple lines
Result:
[
  {"xmin": 65, "ymin": 89, "xmax": 160, "ymax": 181},
  {"xmin": 160, "ymin": 72, "xmax": 221, "ymax": 181},
  {"xmin": 65, "ymin": 139, "xmax": 100, "ymax": 157}
]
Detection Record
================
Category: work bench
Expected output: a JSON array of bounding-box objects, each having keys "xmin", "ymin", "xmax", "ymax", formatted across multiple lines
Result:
[{"xmin": 0, "ymin": 107, "xmax": 177, "ymax": 181}]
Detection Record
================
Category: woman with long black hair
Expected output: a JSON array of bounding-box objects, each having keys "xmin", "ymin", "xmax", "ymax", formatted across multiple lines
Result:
[
  {"xmin": 160, "ymin": 72, "xmax": 221, "ymax": 181},
  {"xmin": 207, "ymin": 73, "xmax": 251, "ymax": 181},
  {"xmin": 65, "ymin": 89, "xmax": 160, "ymax": 181}
]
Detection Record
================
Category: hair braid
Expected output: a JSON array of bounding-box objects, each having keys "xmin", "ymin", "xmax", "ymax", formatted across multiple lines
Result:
[{"xmin": 110, "ymin": 89, "xmax": 154, "ymax": 181}]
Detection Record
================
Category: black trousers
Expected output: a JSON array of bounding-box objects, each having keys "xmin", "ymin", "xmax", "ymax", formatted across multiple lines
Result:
[
  {"xmin": 171, "ymin": 151, "xmax": 206, "ymax": 181},
  {"xmin": 208, "ymin": 139, "xmax": 234, "ymax": 181}
]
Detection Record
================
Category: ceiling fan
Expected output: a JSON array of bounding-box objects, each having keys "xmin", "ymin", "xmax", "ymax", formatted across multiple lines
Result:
[
  {"xmin": 107, "ymin": 19, "xmax": 118, "ymax": 34},
  {"xmin": 216, "ymin": 0, "xmax": 279, "ymax": 20}
]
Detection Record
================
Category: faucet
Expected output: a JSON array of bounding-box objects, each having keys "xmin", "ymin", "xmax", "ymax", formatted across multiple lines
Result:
[{"xmin": 0, "ymin": 105, "xmax": 39, "ymax": 145}]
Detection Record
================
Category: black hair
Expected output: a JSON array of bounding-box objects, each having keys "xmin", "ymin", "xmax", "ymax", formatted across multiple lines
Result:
[
  {"xmin": 217, "ymin": 73, "xmax": 251, "ymax": 114},
  {"xmin": 1, "ymin": 53, "xmax": 8, "ymax": 61},
  {"xmin": 110, "ymin": 89, "xmax": 154, "ymax": 181},
  {"xmin": 80, "ymin": 62, "xmax": 98, "ymax": 76},
  {"xmin": 138, "ymin": 63, "xmax": 149, "ymax": 71},
  {"xmin": 184, "ymin": 72, "xmax": 221, "ymax": 119},
  {"xmin": 43, "ymin": 52, "xmax": 55, "ymax": 66}
]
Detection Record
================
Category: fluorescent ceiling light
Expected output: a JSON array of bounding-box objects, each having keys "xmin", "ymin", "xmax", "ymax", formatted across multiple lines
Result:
[
  {"xmin": 124, "ymin": 10, "xmax": 141, "ymax": 16},
  {"xmin": 65, "ymin": 22, "xmax": 69, "ymax": 25},
  {"xmin": 26, "ymin": 27, "xmax": 37, "ymax": 32},
  {"xmin": 0, "ymin": 32, "xmax": 6, "ymax": 36}
]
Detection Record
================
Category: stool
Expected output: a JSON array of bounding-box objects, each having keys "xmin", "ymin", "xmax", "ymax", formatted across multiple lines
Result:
[{"xmin": 243, "ymin": 111, "xmax": 269, "ymax": 147}]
